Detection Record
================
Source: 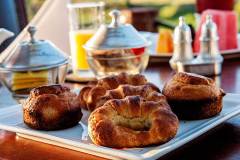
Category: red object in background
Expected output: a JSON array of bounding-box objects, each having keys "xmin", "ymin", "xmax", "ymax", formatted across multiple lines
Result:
[
  {"xmin": 196, "ymin": 0, "xmax": 234, "ymax": 13},
  {"xmin": 131, "ymin": 47, "xmax": 145, "ymax": 55},
  {"xmin": 194, "ymin": 9, "xmax": 238, "ymax": 53}
]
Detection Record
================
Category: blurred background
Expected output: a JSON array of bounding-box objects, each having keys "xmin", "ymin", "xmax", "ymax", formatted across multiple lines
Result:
[{"xmin": 0, "ymin": 0, "xmax": 239, "ymax": 50}]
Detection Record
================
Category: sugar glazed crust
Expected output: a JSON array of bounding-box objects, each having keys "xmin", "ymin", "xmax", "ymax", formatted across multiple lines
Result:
[
  {"xmin": 88, "ymin": 96, "xmax": 179, "ymax": 148},
  {"xmin": 162, "ymin": 72, "xmax": 225, "ymax": 119},
  {"xmin": 23, "ymin": 85, "xmax": 83, "ymax": 130}
]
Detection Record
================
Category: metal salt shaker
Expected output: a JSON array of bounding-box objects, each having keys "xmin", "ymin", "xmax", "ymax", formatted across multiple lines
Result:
[
  {"xmin": 194, "ymin": 14, "xmax": 223, "ymax": 75},
  {"xmin": 169, "ymin": 17, "xmax": 193, "ymax": 70}
]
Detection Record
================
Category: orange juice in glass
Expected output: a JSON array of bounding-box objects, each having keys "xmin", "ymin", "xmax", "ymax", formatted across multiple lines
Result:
[
  {"xmin": 70, "ymin": 30, "xmax": 94, "ymax": 70},
  {"xmin": 68, "ymin": 2, "xmax": 104, "ymax": 75}
]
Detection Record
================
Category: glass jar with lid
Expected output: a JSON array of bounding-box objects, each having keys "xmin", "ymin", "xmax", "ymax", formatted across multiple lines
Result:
[
  {"xmin": 83, "ymin": 9, "xmax": 150, "ymax": 78},
  {"xmin": 0, "ymin": 26, "xmax": 69, "ymax": 98}
]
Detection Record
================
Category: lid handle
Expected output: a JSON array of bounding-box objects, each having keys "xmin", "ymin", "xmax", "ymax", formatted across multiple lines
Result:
[
  {"xmin": 109, "ymin": 9, "xmax": 121, "ymax": 28},
  {"xmin": 179, "ymin": 16, "xmax": 185, "ymax": 26},
  {"xmin": 206, "ymin": 14, "xmax": 212, "ymax": 23},
  {"xmin": 27, "ymin": 26, "xmax": 37, "ymax": 43}
]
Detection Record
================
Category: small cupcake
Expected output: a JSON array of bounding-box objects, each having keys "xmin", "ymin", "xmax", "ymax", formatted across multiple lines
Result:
[{"xmin": 162, "ymin": 72, "xmax": 225, "ymax": 120}]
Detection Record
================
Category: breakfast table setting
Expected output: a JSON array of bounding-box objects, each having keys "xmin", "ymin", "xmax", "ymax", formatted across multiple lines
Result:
[
  {"xmin": 0, "ymin": 61, "xmax": 240, "ymax": 160},
  {"xmin": 0, "ymin": 0, "xmax": 240, "ymax": 160}
]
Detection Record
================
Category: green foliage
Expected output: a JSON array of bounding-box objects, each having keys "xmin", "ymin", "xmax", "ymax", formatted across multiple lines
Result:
[
  {"xmin": 159, "ymin": 5, "xmax": 178, "ymax": 19},
  {"xmin": 25, "ymin": 0, "xmax": 240, "ymax": 31},
  {"xmin": 156, "ymin": 3, "xmax": 196, "ymax": 30},
  {"xmin": 234, "ymin": 1, "xmax": 240, "ymax": 31}
]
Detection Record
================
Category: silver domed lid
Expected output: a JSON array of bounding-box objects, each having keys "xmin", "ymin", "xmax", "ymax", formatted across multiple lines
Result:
[
  {"xmin": 84, "ymin": 9, "xmax": 149, "ymax": 50},
  {"xmin": 0, "ymin": 26, "xmax": 68, "ymax": 71},
  {"xmin": 199, "ymin": 14, "xmax": 219, "ymax": 41},
  {"xmin": 173, "ymin": 17, "xmax": 192, "ymax": 43}
]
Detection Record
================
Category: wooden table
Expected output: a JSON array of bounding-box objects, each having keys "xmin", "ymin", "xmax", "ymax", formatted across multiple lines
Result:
[{"xmin": 0, "ymin": 60, "xmax": 239, "ymax": 160}]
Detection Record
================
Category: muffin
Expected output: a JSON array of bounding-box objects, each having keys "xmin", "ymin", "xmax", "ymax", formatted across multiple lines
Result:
[
  {"xmin": 23, "ymin": 85, "xmax": 83, "ymax": 130},
  {"xmin": 162, "ymin": 72, "xmax": 225, "ymax": 119}
]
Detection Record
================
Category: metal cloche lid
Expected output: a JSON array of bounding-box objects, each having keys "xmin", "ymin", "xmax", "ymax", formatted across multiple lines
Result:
[
  {"xmin": 84, "ymin": 9, "xmax": 149, "ymax": 50},
  {"xmin": 199, "ymin": 14, "xmax": 219, "ymax": 41},
  {"xmin": 0, "ymin": 26, "xmax": 68, "ymax": 71},
  {"xmin": 173, "ymin": 17, "xmax": 192, "ymax": 43}
]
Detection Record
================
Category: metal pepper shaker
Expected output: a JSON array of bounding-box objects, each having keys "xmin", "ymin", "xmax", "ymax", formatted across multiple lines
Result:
[
  {"xmin": 177, "ymin": 15, "xmax": 223, "ymax": 76},
  {"xmin": 195, "ymin": 14, "xmax": 223, "ymax": 75},
  {"xmin": 170, "ymin": 17, "xmax": 193, "ymax": 70}
]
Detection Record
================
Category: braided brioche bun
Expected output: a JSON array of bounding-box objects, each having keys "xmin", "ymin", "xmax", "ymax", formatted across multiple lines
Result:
[
  {"xmin": 96, "ymin": 83, "xmax": 165, "ymax": 109},
  {"xmin": 88, "ymin": 96, "xmax": 178, "ymax": 148},
  {"xmin": 79, "ymin": 73, "xmax": 154, "ymax": 111}
]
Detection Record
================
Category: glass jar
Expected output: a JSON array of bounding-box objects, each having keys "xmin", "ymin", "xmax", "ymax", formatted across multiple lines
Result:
[
  {"xmin": 84, "ymin": 10, "xmax": 150, "ymax": 78},
  {"xmin": 0, "ymin": 26, "xmax": 69, "ymax": 98}
]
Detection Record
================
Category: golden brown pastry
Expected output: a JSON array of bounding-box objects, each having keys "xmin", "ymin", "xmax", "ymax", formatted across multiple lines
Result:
[
  {"xmin": 162, "ymin": 72, "xmax": 225, "ymax": 119},
  {"xmin": 79, "ymin": 72, "xmax": 156, "ymax": 111},
  {"xmin": 96, "ymin": 83, "xmax": 166, "ymax": 109},
  {"xmin": 23, "ymin": 85, "xmax": 82, "ymax": 130},
  {"xmin": 88, "ymin": 96, "xmax": 179, "ymax": 148}
]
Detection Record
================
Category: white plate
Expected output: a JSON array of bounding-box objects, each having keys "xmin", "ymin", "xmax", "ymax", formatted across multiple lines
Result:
[{"xmin": 0, "ymin": 93, "xmax": 240, "ymax": 160}]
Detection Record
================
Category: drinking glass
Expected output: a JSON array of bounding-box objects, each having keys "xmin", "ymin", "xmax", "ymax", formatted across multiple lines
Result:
[{"xmin": 68, "ymin": 2, "xmax": 105, "ymax": 75}]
